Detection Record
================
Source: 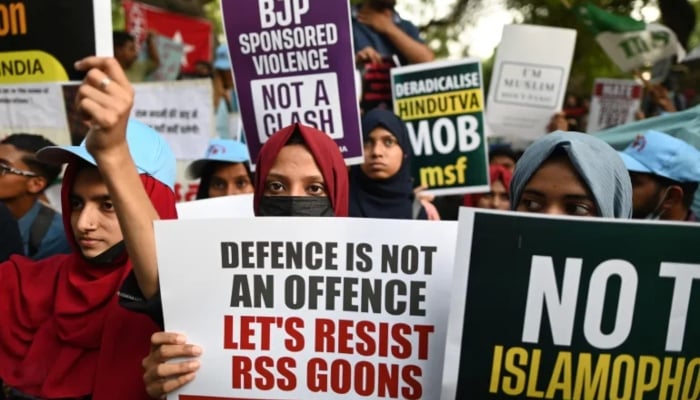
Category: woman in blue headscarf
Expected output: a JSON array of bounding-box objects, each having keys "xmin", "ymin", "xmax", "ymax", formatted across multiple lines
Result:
[
  {"xmin": 510, "ymin": 131, "xmax": 632, "ymax": 218},
  {"xmin": 349, "ymin": 109, "xmax": 437, "ymax": 219}
]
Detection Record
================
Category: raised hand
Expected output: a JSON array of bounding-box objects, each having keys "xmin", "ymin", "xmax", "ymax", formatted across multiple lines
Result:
[{"xmin": 74, "ymin": 56, "xmax": 134, "ymax": 161}]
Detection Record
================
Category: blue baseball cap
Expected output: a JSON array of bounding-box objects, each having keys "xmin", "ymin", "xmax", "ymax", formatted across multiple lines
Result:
[
  {"xmin": 186, "ymin": 138, "xmax": 250, "ymax": 179},
  {"xmin": 213, "ymin": 44, "xmax": 231, "ymax": 70},
  {"xmin": 619, "ymin": 130, "xmax": 700, "ymax": 183},
  {"xmin": 36, "ymin": 119, "xmax": 177, "ymax": 190}
]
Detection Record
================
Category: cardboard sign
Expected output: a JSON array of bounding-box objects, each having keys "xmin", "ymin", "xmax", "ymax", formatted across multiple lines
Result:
[
  {"xmin": 220, "ymin": 0, "xmax": 363, "ymax": 165},
  {"xmin": 155, "ymin": 217, "xmax": 459, "ymax": 399},
  {"xmin": 486, "ymin": 24, "xmax": 577, "ymax": 143},
  {"xmin": 587, "ymin": 78, "xmax": 643, "ymax": 133},
  {"xmin": 444, "ymin": 208, "xmax": 700, "ymax": 399},
  {"xmin": 392, "ymin": 59, "xmax": 489, "ymax": 196}
]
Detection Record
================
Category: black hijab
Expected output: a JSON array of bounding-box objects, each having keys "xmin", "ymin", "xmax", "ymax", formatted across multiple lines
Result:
[{"xmin": 349, "ymin": 109, "xmax": 418, "ymax": 219}]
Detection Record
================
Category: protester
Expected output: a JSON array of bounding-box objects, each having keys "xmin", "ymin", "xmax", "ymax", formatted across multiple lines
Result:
[
  {"xmin": 0, "ymin": 202, "xmax": 23, "ymax": 261},
  {"xmin": 0, "ymin": 134, "xmax": 70, "ymax": 259},
  {"xmin": 488, "ymin": 144, "xmax": 518, "ymax": 173},
  {"xmin": 212, "ymin": 44, "xmax": 239, "ymax": 137},
  {"xmin": 0, "ymin": 55, "xmax": 177, "ymax": 399},
  {"xmin": 186, "ymin": 138, "xmax": 253, "ymax": 199},
  {"xmin": 352, "ymin": 0, "xmax": 434, "ymax": 111},
  {"xmin": 129, "ymin": 123, "xmax": 349, "ymax": 397},
  {"xmin": 618, "ymin": 130, "xmax": 700, "ymax": 221},
  {"xmin": 463, "ymin": 164, "xmax": 513, "ymax": 211},
  {"xmin": 349, "ymin": 109, "xmax": 437, "ymax": 219},
  {"xmin": 113, "ymin": 30, "xmax": 160, "ymax": 83},
  {"xmin": 510, "ymin": 131, "xmax": 632, "ymax": 218}
]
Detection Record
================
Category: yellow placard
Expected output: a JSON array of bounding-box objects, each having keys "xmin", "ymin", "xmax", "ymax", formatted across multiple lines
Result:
[{"xmin": 0, "ymin": 50, "xmax": 69, "ymax": 83}]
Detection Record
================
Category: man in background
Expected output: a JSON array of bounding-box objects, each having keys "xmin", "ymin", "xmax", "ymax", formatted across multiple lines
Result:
[
  {"xmin": 113, "ymin": 30, "xmax": 160, "ymax": 83},
  {"xmin": 0, "ymin": 134, "xmax": 71, "ymax": 259},
  {"xmin": 352, "ymin": 0, "xmax": 434, "ymax": 111},
  {"xmin": 619, "ymin": 130, "xmax": 700, "ymax": 221}
]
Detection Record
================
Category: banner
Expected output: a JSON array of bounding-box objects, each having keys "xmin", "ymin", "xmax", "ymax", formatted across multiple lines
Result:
[
  {"xmin": 131, "ymin": 79, "xmax": 212, "ymax": 160},
  {"xmin": 220, "ymin": 0, "xmax": 363, "ymax": 165},
  {"xmin": 155, "ymin": 218, "xmax": 460, "ymax": 399},
  {"xmin": 486, "ymin": 24, "xmax": 577, "ymax": 143},
  {"xmin": 0, "ymin": 0, "xmax": 112, "ymax": 83},
  {"xmin": 443, "ymin": 208, "xmax": 700, "ymax": 399},
  {"xmin": 392, "ymin": 59, "xmax": 489, "ymax": 196},
  {"xmin": 123, "ymin": 0, "xmax": 213, "ymax": 75},
  {"xmin": 573, "ymin": 2, "xmax": 685, "ymax": 72},
  {"xmin": 0, "ymin": 83, "xmax": 71, "ymax": 145},
  {"xmin": 586, "ymin": 78, "xmax": 643, "ymax": 133}
]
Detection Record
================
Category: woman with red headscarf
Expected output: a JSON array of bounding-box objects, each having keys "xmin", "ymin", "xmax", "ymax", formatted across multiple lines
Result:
[
  {"xmin": 117, "ymin": 123, "xmax": 349, "ymax": 398},
  {"xmin": 0, "ymin": 56, "xmax": 177, "ymax": 399},
  {"xmin": 463, "ymin": 164, "xmax": 513, "ymax": 210}
]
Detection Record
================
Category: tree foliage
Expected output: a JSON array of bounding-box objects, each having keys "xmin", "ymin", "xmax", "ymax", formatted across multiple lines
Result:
[{"xmin": 397, "ymin": 0, "xmax": 697, "ymax": 94}]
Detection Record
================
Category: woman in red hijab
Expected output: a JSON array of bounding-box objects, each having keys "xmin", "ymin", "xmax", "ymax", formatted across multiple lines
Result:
[
  {"xmin": 135, "ymin": 122, "xmax": 349, "ymax": 398},
  {"xmin": 0, "ymin": 85, "xmax": 177, "ymax": 400},
  {"xmin": 253, "ymin": 122, "xmax": 349, "ymax": 217},
  {"xmin": 463, "ymin": 164, "xmax": 513, "ymax": 210}
]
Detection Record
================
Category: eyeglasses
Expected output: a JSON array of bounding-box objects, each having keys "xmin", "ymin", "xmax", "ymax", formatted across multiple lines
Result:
[{"xmin": 0, "ymin": 163, "xmax": 38, "ymax": 177}]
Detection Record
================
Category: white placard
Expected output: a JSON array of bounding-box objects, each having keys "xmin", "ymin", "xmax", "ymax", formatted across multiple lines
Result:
[
  {"xmin": 155, "ymin": 218, "xmax": 459, "ymax": 400},
  {"xmin": 486, "ymin": 24, "xmax": 577, "ymax": 142},
  {"xmin": 0, "ymin": 83, "xmax": 70, "ymax": 145},
  {"xmin": 131, "ymin": 79, "xmax": 213, "ymax": 160},
  {"xmin": 586, "ymin": 78, "xmax": 643, "ymax": 133},
  {"xmin": 176, "ymin": 194, "xmax": 254, "ymax": 219}
]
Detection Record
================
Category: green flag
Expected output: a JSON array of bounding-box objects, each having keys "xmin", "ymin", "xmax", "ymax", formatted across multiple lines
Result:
[{"xmin": 573, "ymin": 2, "xmax": 684, "ymax": 71}]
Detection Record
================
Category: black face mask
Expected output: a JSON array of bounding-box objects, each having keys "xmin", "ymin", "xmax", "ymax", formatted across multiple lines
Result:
[
  {"xmin": 258, "ymin": 196, "xmax": 335, "ymax": 217},
  {"xmin": 83, "ymin": 241, "xmax": 126, "ymax": 265}
]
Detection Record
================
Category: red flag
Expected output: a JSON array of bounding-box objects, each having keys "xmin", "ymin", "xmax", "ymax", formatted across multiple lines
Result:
[{"xmin": 123, "ymin": 0, "xmax": 213, "ymax": 74}]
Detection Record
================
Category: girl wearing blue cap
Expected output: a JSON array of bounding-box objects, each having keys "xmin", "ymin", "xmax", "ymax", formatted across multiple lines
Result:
[
  {"xmin": 186, "ymin": 138, "xmax": 254, "ymax": 199},
  {"xmin": 0, "ymin": 57, "xmax": 177, "ymax": 400}
]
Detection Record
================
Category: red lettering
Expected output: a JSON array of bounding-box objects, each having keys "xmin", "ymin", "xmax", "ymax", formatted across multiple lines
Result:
[
  {"xmin": 414, "ymin": 325, "xmax": 434, "ymax": 360},
  {"xmin": 391, "ymin": 323, "xmax": 412, "ymax": 359},
  {"xmin": 356, "ymin": 320, "xmax": 376, "ymax": 356},
  {"xmin": 314, "ymin": 318, "xmax": 335, "ymax": 352},
  {"xmin": 256, "ymin": 316, "xmax": 276, "ymax": 351},
  {"xmin": 184, "ymin": 183, "xmax": 198, "ymax": 201},
  {"xmin": 306, "ymin": 358, "xmax": 421, "ymax": 398},
  {"xmin": 223, "ymin": 315, "xmax": 237, "ymax": 349},
  {"xmin": 239, "ymin": 316, "xmax": 256, "ymax": 350},
  {"xmin": 254, "ymin": 356, "xmax": 275, "ymax": 390},
  {"xmin": 231, "ymin": 355, "xmax": 253, "ymax": 389},
  {"xmin": 377, "ymin": 363, "xmax": 399, "ymax": 398},
  {"xmin": 307, "ymin": 357, "xmax": 327, "ymax": 392},
  {"xmin": 378, "ymin": 322, "xmax": 389, "ymax": 357},
  {"xmin": 354, "ymin": 361, "xmax": 375, "ymax": 396},
  {"xmin": 284, "ymin": 317, "xmax": 305, "ymax": 351},
  {"xmin": 337, "ymin": 319, "xmax": 354, "ymax": 354},
  {"xmin": 277, "ymin": 357, "xmax": 297, "ymax": 391},
  {"xmin": 401, "ymin": 365, "xmax": 423, "ymax": 400},
  {"xmin": 330, "ymin": 359, "xmax": 352, "ymax": 394}
]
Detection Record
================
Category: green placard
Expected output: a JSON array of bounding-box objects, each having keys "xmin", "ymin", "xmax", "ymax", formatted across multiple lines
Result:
[
  {"xmin": 392, "ymin": 59, "xmax": 489, "ymax": 196},
  {"xmin": 451, "ymin": 209, "xmax": 700, "ymax": 399}
]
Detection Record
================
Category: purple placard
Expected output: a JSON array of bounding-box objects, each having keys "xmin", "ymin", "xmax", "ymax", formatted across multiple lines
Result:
[{"xmin": 220, "ymin": 0, "xmax": 363, "ymax": 165}]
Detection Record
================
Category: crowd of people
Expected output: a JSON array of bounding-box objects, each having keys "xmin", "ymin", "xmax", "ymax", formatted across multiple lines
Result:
[{"xmin": 0, "ymin": 0, "xmax": 699, "ymax": 398}]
